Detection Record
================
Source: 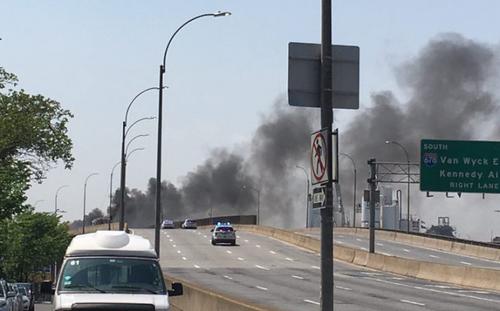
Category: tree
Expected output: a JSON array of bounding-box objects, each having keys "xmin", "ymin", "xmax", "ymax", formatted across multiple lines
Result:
[
  {"xmin": 0, "ymin": 210, "xmax": 72, "ymax": 281},
  {"xmin": 0, "ymin": 67, "xmax": 74, "ymax": 219}
]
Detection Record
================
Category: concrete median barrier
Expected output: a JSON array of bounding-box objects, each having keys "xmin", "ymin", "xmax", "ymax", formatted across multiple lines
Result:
[
  {"xmin": 238, "ymin": 225, "xmax": 500, "ymax": 292},
  {"xmin": 164, "ymin": 274, "xmax": 278, "ymax": 311}
]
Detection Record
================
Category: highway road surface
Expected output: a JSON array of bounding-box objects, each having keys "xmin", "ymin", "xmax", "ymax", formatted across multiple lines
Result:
[
  {"xmin": 296, "ymin": 228, "xmax": 500, "ymax": 270},
  {"xmin": 136, "ymin": 228, "xmax": 500, "ymax": 311}
]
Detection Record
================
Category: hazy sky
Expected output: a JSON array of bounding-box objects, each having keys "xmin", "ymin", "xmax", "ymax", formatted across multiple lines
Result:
[{"xmin": 1, "ymin": 1, "xmax": 500, "ymax": 236}]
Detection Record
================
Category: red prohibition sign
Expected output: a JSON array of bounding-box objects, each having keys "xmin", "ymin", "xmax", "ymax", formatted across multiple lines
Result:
[{"xmin": 311, "ymin": 132, "xmax": 327, "ymax": 182}]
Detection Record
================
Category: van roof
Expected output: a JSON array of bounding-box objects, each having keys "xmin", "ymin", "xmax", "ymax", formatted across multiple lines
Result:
[{"xmin": 65, "ymin": 231, "xmax": 157, "ymax": 258}]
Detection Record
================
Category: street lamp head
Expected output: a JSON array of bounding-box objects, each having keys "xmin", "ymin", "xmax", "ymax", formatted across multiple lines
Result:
[
  {"xmin": 214, "ymin": 11, "xmax": 231, "ymax": 17},
  {"xmin": 385, "ymin": 140, "xmax": 392, "ymax": 144}
]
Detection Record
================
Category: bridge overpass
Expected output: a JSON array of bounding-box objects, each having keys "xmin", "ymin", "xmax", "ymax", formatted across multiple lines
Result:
[{"xmin": 136, "ymin": 227, "xmax": 500, "ymax": 311}]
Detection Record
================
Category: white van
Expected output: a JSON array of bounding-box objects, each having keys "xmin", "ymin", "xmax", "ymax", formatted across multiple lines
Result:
[{"xmin": 53, "ymin": 230, "xmax": 182, "ymax": 311}]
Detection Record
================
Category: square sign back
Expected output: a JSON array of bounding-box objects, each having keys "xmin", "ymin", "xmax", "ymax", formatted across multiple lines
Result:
[{"xmin": 420, "ymin": 139, "xmax": 500, "ymax": 193}]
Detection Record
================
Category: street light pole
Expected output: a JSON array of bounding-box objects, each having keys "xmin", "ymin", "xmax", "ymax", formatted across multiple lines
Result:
[
  {"xmin": 340, "ymin": 153, "xmax": 357, "ymax": 228},
  {"xmin": 55, "ymin": 185, "xmax": 69, "ymax": 215},
  {"xmin": 385, "ymin": 140, "xmax": 411, "ymax": 232},
  {"xmin": 83, "ymin": 173, "xmax": 99, "ymax": 234},
  {"xmin": 155, "ymin": 11, "xmax": 231, "ymax": 257},
  {"xmin": 109, "ymin": 161, "xmax": 121, "ymax": 230},
  {"xmin": 120, "ymin": 87, "xmax": 159, "ymax": 231},
  {"xmin": 296, "ymin": 165, "xmax": 310, "ymax": 228}
]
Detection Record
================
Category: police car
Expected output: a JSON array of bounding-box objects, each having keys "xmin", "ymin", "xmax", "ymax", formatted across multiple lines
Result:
[
  {"xmin": 52, "ymin": 230, "xmax": 183, "ymax": 311},
  {"xmin": 210, "ymin": 222, "xmax": 236, "ymax": 246}
]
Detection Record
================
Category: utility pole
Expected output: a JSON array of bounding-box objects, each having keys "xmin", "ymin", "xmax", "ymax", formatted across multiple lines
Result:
[
  {"xmin": 320, "ymin": 0, "xmax": 334, "ymax": 309},
  {"xmin": 368, "ymin": 158, "xmax": 376, "ymax": 253}
]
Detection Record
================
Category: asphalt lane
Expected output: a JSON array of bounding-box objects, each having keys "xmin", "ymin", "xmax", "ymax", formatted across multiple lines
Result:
[
  {"xmin": 136, "ymin": 228, "xmax": 500, "ymax": 311},
  {"xmin": 296, "ymin": 229, "xmax": 500, "ymax": 269}
]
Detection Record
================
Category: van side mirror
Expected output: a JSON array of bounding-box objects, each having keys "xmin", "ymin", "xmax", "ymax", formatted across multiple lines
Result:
[
  {"xmin": 210, "ymin": 229, "xmax": 214, "ymax": 232},
  {"xmin": 167, "ymin": 282, "xmax": 183, "ymax": 297}
]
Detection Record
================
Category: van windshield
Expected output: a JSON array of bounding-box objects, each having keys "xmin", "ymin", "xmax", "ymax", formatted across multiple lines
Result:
[{"xmin": 59, "ymin": 258, "xmax": 166, "ymax": 294}]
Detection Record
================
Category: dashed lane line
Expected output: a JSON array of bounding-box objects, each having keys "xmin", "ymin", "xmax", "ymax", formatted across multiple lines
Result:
[
  {"xmin": 403, "ymin": 249, "xmax": 410, "ymax": 253},
  {"xmin": 304, "ymin": 299, "xmax": 320, "ymax": 305},
  {"xmin": 335, "ymin": 286, "xmax": 352, "ymax": 291},
  {"xmin": 255, "ymin": 265, "xmax": 270, "ymax": 271},
  {"xmin": 181, "ymin": 257, "xmax": 187, "ymax": 261},
  {"xmin": 311, "ymin": 265, "xmax": 320, "ymax": 270},
  {"xmin": 256, "ymin": 244, "xmax": 261, "ymax": 248},
  {"xmin": 256, "ymin": 286, "xmax": 268, "ymax": 291},
  {"xmin": 292, "ymin": 275, "xmax": 304, "ymax": 280},
  {"xmin": 223, "ymin": 275, "xmax": 233, "ymax": 280},
  {"xmin": 194, "ymin": 264, "xmax": 200, "ymax": 269},
  {"xmin": 429, "ymin": 254, "xmax": 440, "ymax": 258},
  {"xmin": 176, "ymin": 250, "xmax": 181, "ymax": 254},
  {"xmin": 237, "ymin": 257, "xmax": 245, "ymax": 261},
  {"xmin": 269, "ymin": 251, "xmax": 277, "ymax": 255},
  {"xmin": 461, "ymin": 261, "xmax": 472, "ymax": 266},
  {"xmin": 400, "ymin": 299, "xmax": 425, "ymax": 307},
  {"xmin": 226, "ymin": 250, "xmax": 232, "ymax": 254}
]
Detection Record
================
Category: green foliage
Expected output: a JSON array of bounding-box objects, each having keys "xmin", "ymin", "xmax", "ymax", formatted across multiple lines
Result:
[
  {"xmin": 0, "ymin": 67, "xmax": 74, "ymax": 219},
  {"xmin": 0, "ymin": 210, "xmax": 72, "ymax": 282}
]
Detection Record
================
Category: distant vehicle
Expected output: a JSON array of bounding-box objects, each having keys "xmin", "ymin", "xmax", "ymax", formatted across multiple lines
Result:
[
  {"xmin": 161, "ymin": 219, "xmax": 175, "ymax": 229},
  {"xmin": 211, "ymin": 222, "xmax": 236, "ymax": 246},
  {"xmin": 0, "ymin": 280, "xmax": 14, "ymax": 311},
  {"xmin": 14, "ymin": 287, "xmax": 28, "ymax": 311},
  {"xmin": 7, "ymin": 285, "xmax": 21, "ymax": 311},
  {"xmin": 91, "ymin": 217, "xmax": 109, "ymax": 226},
  {"xmin": 15, "ymin": 284, "xmax": 33, "ymax": 311},
  {"xmin": 49, "ymin": 230, "xmax": 183, "ymax": 310},
  {"xmin": 181, "ymin": 219, "xmax": 197, "ymax": 229}
]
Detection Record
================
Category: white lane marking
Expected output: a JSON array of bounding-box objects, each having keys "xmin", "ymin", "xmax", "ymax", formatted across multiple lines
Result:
[
  {"xmin": 176, "ymin": 250, "xmax": 181, "ymax": 254},
  {"xmin": 226, "ymin": 250, "xmax": 232, "ymax": 254},
  {"xmin": 197, "ymin": 232, "xmax": 201, "ymax": 235},
  {"xmin": 292, "ymin": 275, "xmax": 304, "ymax": 280},
  {"xmin": 270, "ymin": 251, "xmax": 277, "ymax": 255},
  {"xmin": 460, "ymin": 261, "xmax": 472, "ymax": 266},
  {"xmin": 311, "ymin": 265, "xmax": 320, "ymax": 270},
  {"xmin": 381, "ymin": 252, "xmax": 392, "ymax": 257},
  {"xmin": 244, "ymin": 239, "xmax": 249, "ymax": 243},
  {"xmin": 237, "ymin": 235, "xmax": 241, "ymax": 238},
  {"xmin": 223, "ymin": 275, "xmax": 233, "ymax": 280},
  {"xmin": 182, "ymin": 256, "xmax": 187, "ymax": 261},
  {"xmin": 304, "ymin": 299, "xmax": 320, "ymax": 305},
  {"xmin": 255, "ymin": 265, "xmax": 270, "ymax": 271},
  {"xmin": 335, "ymin": 240, "xmax": 344, "ymax": 244},
  {"xmin": 361, "ymin": 247, "xmax": 368, "ymax": 251},
  {"xmin": 457, "ymin": 290, "xmax": 490, "ymax": 294},
  {"xmin": 237, "ymin": 257, "xmax": 245, "ymax": 261},
  {"xmin": 400, "ymin": 299, "xmax": 425, "ymax": 307},
  {"xmin": 256, "ymin": 244, "xmax": 261, "ymax": 248},
  {"xmin": 429, "ymin": 254, "xmax": 440, "ymax": 258},
  {"xmin": 169, "ymin": 239, "xmax": 173, "ymax": 242},
  {"xmin": 172, "ymin": 244, "xmax": 176, "ymax": 248},
  {"xmin": 356, "ymin": 238, "xmax": 363, "ymax": 242},
  {"xmin": 376, "ymin": 243, "xmax": 384, "ymax": 246},
  {"xmin": 255, "ymin": 286, "xmax": 268, "ymax": 291},
  {"xmin": 285, "ymin": 257, "xmax": 294, "ymax": 261},
  {"xmin": 403, "ymin": 248, "xmax": 410, "ymax": 253},
  {"xmin": 391, "ymin": 277, "xmax": 405, "ymax": 280},
  {"xmin": 203, "ymin": 235, "xmax": 207, "ymax": 238},
  {"xmin": 424, "ymin": 285, "xmax": 452, "ymax": 289},
  {"xmin": 361, "ymin": 272, "xmax": 383, "ymax": 276},
  {"xmin": 335, "ymin": 286, "xmax": 352, "ymax": 291},
  {"xmin": 166, "ymin": 235, "xmax": 170, "ymax": 238},
  {"xmin": 194, "ymin": 264, "xmax": 200, "ymax": 269},
  {"xmin": 372, "ymin": 277, "xmax": 500, "ymax": 303}
]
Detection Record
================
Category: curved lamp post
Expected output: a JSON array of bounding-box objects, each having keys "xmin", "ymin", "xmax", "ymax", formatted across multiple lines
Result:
[
  {"xmin": 109, "ymin": 161, "xmax": 121, "ymax": 230},
  {"xmin": 154, "ymin": 11, "xmax": 231, "ymax": 256},
  {"xmin": 55, "ymin": 185, "xmax": 69, "ymax": 215},
  {"xmin": 83, "ymin": 173, "xmax": 99, "ymax": 234},
  {"xmin": 119, "ymin": 86, "xmax": 160, "ymax": 231},
  {"xmin": 339, "ymin": 153, "xmax": 357, "ymax": 228},
  {"xmin": 295, "ymin": 165, "xmax": 310, "ymax": 228},
  {"xmin": 385, "ymin": 140, "xmax": 410, "ymax": 232}
]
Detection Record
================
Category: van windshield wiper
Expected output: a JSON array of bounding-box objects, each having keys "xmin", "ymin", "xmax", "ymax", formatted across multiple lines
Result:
[
  {"xmin": 64, "ymin": 284, "xmax": 107, "ymax": 293},
  {"xmin": 111, "ymin": 285, "xmax": 158, "ymax": 294}
]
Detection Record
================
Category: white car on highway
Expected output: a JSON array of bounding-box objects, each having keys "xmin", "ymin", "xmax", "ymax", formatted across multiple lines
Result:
[
  {"xmin": 51, "ymin": 230, "xmax": 183, "ymax": 311},
  {"xmin": 211, "ymin": 222, "xmax": 236, "ymax": 246}
]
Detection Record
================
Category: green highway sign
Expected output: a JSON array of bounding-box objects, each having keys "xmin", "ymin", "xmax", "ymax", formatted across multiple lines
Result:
[{"xmin": 420, "ymin": 139, "xmax": 500, "ymax": 193}]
